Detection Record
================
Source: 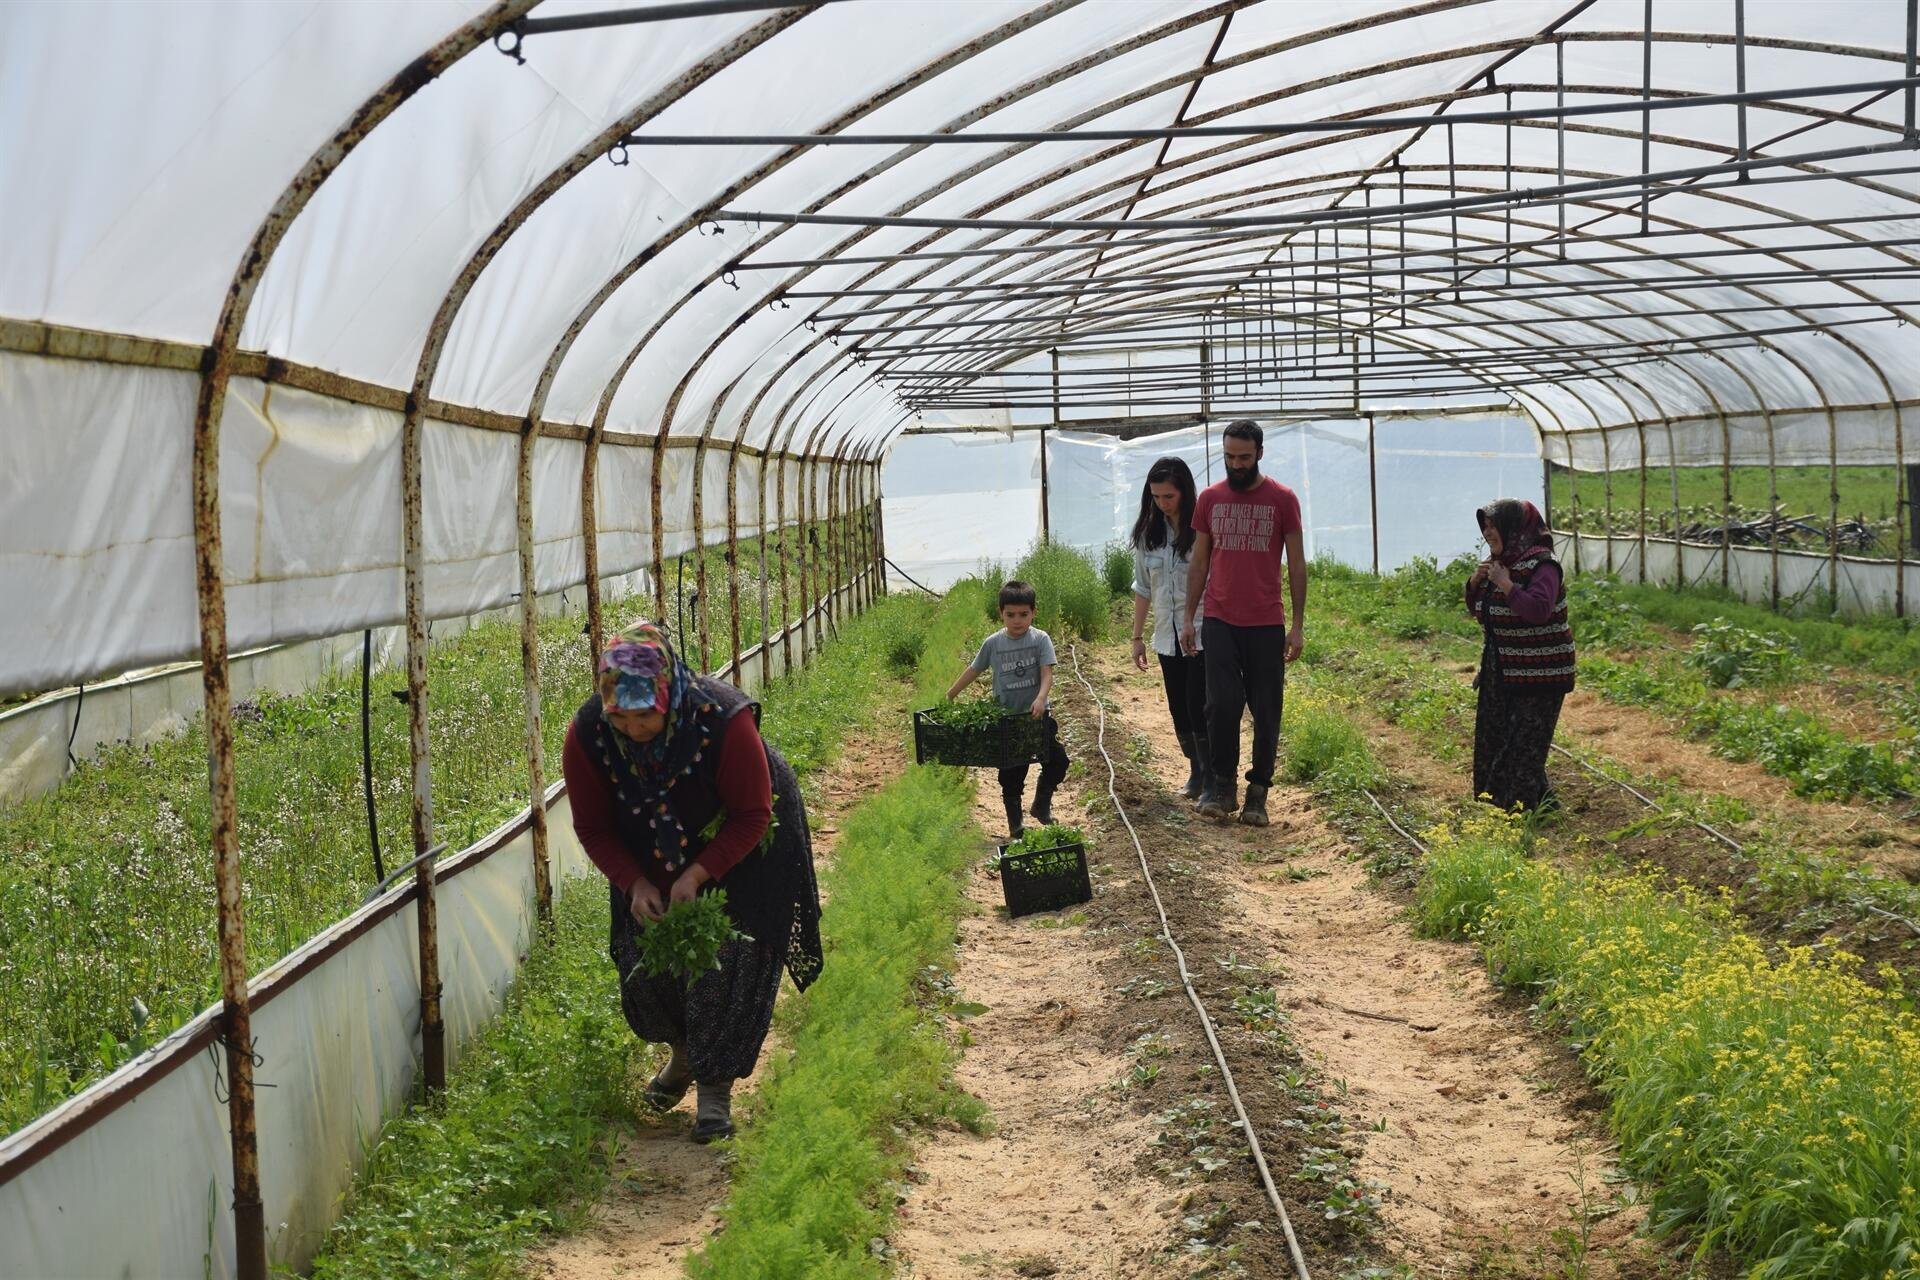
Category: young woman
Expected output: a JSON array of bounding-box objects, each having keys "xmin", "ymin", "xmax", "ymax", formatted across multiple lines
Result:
[
  {"xmin": 1465, "ymin": 499, "xmax": 1575, "ymax": 811},
  {"xmin": 1128, "ymin": 456, "xmax": 1209, "ymax": 798},
  {"xmin": 562, "ymin": 622, "xmax": 823, "ymax": 1143}
]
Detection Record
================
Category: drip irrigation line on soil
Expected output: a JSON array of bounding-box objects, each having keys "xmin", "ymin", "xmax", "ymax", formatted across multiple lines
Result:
[
  {"xmin": 1065, "ymin": 645, "xmax": 1314, "ymax": 1280},
  {"xmin": 1546, "ymin": 742, "xmax": 1744, "ymax": 854},
  {"xmin": 883, "ymin": 557, "xmax": 938, "ymax": 595}
]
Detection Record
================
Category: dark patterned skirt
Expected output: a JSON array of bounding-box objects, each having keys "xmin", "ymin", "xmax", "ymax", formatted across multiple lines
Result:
[
  {"xmin": 606, "ymin": 746, "xmax": 818, "ymax": 1083},
  {"xmin": 1471, "ymin": 681, "xmax": 1565, "ymax": 812},
  {"xmin": 609, "ymin": 886, "xmax": 784, "ymax": 1083}
]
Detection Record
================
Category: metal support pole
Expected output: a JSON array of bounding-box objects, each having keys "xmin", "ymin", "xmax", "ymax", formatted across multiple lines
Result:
[
  {"xmin": 1556, "ymin": 37, "xmax": 1567, "ymax": 258},
  {"xmin": 1720, "ymin": 414, "xmax": 1734, "ymax": 592},
  {"xmin": 190, "ymin": 349, "xmax": 268, "ymax": 1280},
  {"xmin": 777, "ymin": 446, "xmax": 794, "ymax": 676},
  {"xmin": 515, "ymin": 420, "xmax": 553, "ymax": 928},
  {"xmin": 1601, "ymin": 428, "xmax": 1616, "ymax": 575},
  {"xmin": 1767, "ymin": 407, "xmax": 1782, "ymax": 610},
  {"xmin": 401, "ymin": 404, "xmax": 446, "ymax": 1096},
  {"xmin": 691, "ymin": 432, "xmax": 712, "ymax": 671},
  {"xmin": 650, "ymin": 429, "xmax": 670, "ymax": 620},
  {"xmin": 1667, "ymin": 419, "xmax": 1683, "ymax": 590},
  {"xmin": 1569, "ymin": 454, "xmax": 1583, "ymax": 575},
  {"xmin": 582, "ymin": 428, "xmax": 605, "ymax": 665},
  {"xmin": 1641, "ymin": 0, "xmax": 1654, "ymax": 232},
  {"xmin": 1636, "ymin": 424, "xmax": 1649, "ymax": 585},
  {"xmin": 726, "ymin": 438, "xmax": 744, "ymax": 683},
  {"xmin": 1735, "ymin": 0, "xmax": 1750, "ymax": 176},
  {"xmin": 1828, "ymin": 409, "xmax": 1842, "ymax": 611},
  {"xmin": 1908, "ymin": 0, "xmax": 1919, "ymax": 142},
  {"xmin": 758, "ymin": 451, "xmax": 774, "ymax": 684},
  {"xmin": 1043, "ymin": 346, "xmax": 1058, "ymax": 542},
  {"xmin": 1368, "ymin": 415, "xmax": 1381, "ymax": 575}
]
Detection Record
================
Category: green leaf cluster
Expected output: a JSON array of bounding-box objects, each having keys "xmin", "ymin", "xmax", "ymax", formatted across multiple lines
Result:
[
  {"xmin": 631, "ymin": 891, "xmax": 749, "ymax": 984},
  {"xmin": 1003, "ymin": 821, "xmax": 1084, "ymax": 858},
  {"xmin": 1684, "ymin": 617, "xmax": 1804, "ymax": 688},
  {"xmin": 919, "ymin": 698, "xmax": 1018, "ymax": 731}
]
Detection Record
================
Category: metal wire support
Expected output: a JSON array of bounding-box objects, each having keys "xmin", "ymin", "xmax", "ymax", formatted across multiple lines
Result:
[{"xmin": 1065, "ymin": 647, "xmax": 1314, "ymax": 1280}]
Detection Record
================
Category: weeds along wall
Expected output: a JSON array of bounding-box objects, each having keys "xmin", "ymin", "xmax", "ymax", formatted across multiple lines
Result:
[
  {"xmin": 882, "ymin": 415, "xmax": 1541, "ymax": 588},
  {"xmin": 0, "ymin": 570, "xmax": 877, "ymax": 1280}
]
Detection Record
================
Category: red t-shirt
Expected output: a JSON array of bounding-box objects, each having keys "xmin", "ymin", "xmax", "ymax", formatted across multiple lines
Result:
[{"xmin": 1194, "ymin": 476, "xmax": 1303, "ymax": 627}]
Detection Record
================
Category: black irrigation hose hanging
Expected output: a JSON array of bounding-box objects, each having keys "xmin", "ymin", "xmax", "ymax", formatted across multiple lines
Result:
[{"xmin": 362, "ymin": 629, "xmax": 385, "ymax": 885}]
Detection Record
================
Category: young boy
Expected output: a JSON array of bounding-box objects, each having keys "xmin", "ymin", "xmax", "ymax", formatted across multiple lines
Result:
[{"xmin": 946, "ymin": 580, "xmax": 1073, "ymax": 840}]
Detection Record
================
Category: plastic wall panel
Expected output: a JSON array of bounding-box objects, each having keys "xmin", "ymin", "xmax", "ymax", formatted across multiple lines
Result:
[
  {"xmin": 882, "ymin": 432, "xmax": 1041, "ymax": 589},
  {"xmin": 1373, "ymin": 416, "xmax": 1543, "ymax": 571},
  {"xmin": 1566, "ymin": 533, "xmax": 1918, "ymax": 617}
]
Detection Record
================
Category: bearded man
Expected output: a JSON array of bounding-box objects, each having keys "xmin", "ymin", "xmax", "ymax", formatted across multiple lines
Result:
[{"xmin": 1180, "ymin": 420, "xmax": 1307, "ymax": 826}]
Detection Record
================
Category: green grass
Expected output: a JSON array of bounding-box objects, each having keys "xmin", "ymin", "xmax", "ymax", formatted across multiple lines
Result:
[
  {"xmin": 1549, "ymin": 464, "xmax": 1907, "ymax": 558},
  {"xmin": 307, "ymin": 588, "xmax": 954, "ymax": 1276},
  {"xmin": 1415, "ymin": 810, "xmax": 1920, "ymax": 1278},
  {"xmin": 0, "ymin": 590, "xmax": 642, "ymax": 1136}
]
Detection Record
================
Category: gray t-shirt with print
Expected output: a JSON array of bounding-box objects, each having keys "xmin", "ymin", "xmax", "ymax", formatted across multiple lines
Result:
[{"xmin": 969, "ymin": 626, "xmax": 1058, "ymax": 713}]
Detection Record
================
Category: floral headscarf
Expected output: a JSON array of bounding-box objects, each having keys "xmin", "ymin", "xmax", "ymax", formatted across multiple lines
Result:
[
  {"xmin": 593, "ymin": 622, "xmax": 715, "ymax": 873},
  {"xmin": 1476, "ymin": 498, "xmax": 1552, "ymax": 567}
]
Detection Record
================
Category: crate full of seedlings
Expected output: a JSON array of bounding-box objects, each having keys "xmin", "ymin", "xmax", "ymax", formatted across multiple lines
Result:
[
  {"xmin": 913, "ymin": 700, "xmax": 1052, "ymax": 768},
  {"xmin": 994, "ymin": 823, "xmax": 1091, "ymax": 918}
]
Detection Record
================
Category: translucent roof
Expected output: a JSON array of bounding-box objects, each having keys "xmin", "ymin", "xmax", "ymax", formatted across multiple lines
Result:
[{"xmin": 5, "ymin": 0, "xmax": 1918, "ymax": 468}]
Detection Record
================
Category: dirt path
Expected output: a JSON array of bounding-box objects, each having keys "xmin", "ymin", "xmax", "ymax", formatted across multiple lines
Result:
[
  {"xmin": 1081, "ymin": 646, "xmax": 1675, "ymax": 1277},
  {"xmin": 889, "ymin": 780, "xmax": 1181, "ymax": 1280},
  {"xmin": 524, "ymin": 719, "xmax": 905, "ymax": 1280}
]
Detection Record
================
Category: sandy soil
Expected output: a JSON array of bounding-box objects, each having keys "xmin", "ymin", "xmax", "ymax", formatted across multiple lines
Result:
[{"xmin": 1086, "ymin": 647, "xmax": 1667, "ymax": 1276}]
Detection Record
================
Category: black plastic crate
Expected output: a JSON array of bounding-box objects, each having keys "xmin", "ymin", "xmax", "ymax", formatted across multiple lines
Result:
[
  {"xmin": 995, "ymin": 838, "xmax": 1092, "ymax": 918},
  {"xmin": 913, "ymin": 708, "xmax": 1051, "ymax": 769}
]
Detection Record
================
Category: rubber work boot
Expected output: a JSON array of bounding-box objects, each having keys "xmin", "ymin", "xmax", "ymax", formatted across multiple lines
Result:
[
  {"xmin": 691, "ymin": 1081, "xmax": 734, "ymax": 1144},
  {"xmin": 1238, "ymin": 783, "xmax": 1270, "ymax": 828},
  {"xmin": 1195, "ymin": 779, "xmax": 1237, "ymax": 822},
  {"xmin": 1029, "ymin": 780, "xmax": 1058, "ymax": 827},
  {"xmin": 1003, "ymin": 796, "xmax": 1026, "ymax": 843},
  {"xmin": 642, "ymin": 1043, "xmax": 693, "ymax": 1111},
  {"xmin": 1179, "ymin": 733, "xmax": 1209, "ymax": 801}
]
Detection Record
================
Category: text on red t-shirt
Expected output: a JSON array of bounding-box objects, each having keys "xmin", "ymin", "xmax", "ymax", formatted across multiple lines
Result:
[{"xmin": 1194, "ymin": 475, "xmax": 1303, "ymax": 627}]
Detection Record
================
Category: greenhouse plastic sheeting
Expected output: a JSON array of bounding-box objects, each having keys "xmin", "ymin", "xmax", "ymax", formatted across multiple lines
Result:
[
  {"xmin": 910, "ymin": 415, "xmax": 1540, "ymax": 580},
  {"xmin": 0, "ymin": 788, "xmax": 591, "ymax": 1279},
  {"xmin": 0, "ymin": 350, "xmax": 679, "ymax": 699},
  {"xmin": 882, "ymin": 431, "xmax": 1044, "ymax": 589}
]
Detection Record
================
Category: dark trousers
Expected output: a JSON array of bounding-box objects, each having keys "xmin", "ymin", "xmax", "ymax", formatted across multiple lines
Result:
[
  {"xmin": 999, "ymin": 712, "xmax": 1070, "ymax": 807},
  {"xmin": 1156, "ymin": 650, "xmax": 1207, "ymax": 750},
  {"xmin": 1471, "ymin": 682, "xmax": 1565, "ymax": 811},
  {"xmin": 1202, "ymin": 618, "xmax": 1286, "ymax": 790}
]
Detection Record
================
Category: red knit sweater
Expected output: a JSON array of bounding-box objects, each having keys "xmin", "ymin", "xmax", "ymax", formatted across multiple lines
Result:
[{"xmin": 561, "ymin": 713, "xmax": 773, "ymax": 896}]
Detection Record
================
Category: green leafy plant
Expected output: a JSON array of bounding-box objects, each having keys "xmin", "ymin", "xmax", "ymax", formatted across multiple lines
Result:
[
  {"xmin": 986, "ymin": 542, "xmax": 1109, "ymax": 641},
  {"xmin": 1101, "ymin": 542, "xmax": 1135, "ymax": 598},
  {"xmin": 1685, "ymin": 617, "xmax": 1803, "ymax": 688},
  {"xmin": 1563, "ymin": 573, "xmax": 1650, "ymax": 648},
  {"xmin": 921, "ymin": 697, "xmax": 1020, "ymax": 731},
  {"xmin": 1005, "ymin": 821, "xmax": 1085, "ymax": 858},
  {"xmin": 630, "ymin": 891, "xmax": 749, "ymax": 984}
]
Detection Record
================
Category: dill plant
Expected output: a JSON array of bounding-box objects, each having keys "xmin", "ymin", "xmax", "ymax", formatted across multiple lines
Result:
[{"xmin": 1416, "ymin": 810, "xmax": 1920, "ymax": 1277}]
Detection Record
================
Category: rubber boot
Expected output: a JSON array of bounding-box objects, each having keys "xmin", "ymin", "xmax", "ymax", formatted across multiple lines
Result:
[
  {"xmin": 691, "ymin": 1081, "xmax": 734, "ymax": 1143},
  {"xmin": 1196, "ymin": 778, "xmax": 1237, "ymax": 821},
  {"xmin": 1002, "ymin": 794, "xmax": 1026, "ymax": 843},
  {"xmin": 1238, "ymin": 783, "xmax": 1270, "ymax": 828},
  {"xmin": 1029, "ymin": 780, "xmax": 1058, "ymax": 827},
  {"xmin": 1179, "ymin": 732, "xmax": 1208, "ymax": 801}
]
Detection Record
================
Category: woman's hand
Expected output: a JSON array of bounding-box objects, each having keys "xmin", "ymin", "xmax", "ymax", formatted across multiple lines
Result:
[
  {"xmin": 1470, "ymin": 560, "xmax": 1491, "ymax": 589},
  {"xmin": 1486, "ymin": 562, "xmax": 1514, "ymax": 593},
  {"xmin": 1131, "ymin": 636, "xmax": 1149, "ymax": 671},
  {"xmin": 628, "ymin": 879, "xmax": 666, "ymax": 924},
  {"xmin": 668, "ymin": 863, "xmax": 710, "ymax": 908}
]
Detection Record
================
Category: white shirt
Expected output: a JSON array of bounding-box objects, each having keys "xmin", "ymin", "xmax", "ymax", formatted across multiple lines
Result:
[{"xmin": 1131, "ymin": 521, "xmax": 1204, "ymax": 657}]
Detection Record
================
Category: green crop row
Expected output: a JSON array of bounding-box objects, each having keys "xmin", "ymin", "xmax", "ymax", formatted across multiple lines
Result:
[
  {"xmin": 308, "ymin": 587, "xmax": 961, "ymax": 1276},
  {"xmin": 1415, "ymin": 809, "xmax": 1920, "ymax": 1278}
]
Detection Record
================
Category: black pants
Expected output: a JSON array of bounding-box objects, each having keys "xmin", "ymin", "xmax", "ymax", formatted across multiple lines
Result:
[
  {"xmin": 999, "ymin": 712, "xmax": 1070, "ymax": 808},
  {"xmin": 1157, "ymin": 650, "xmax": 1207, "ymax": 751},
  {"xmin": 1202, "ymin": 618, "xmax": 1286, "ymax": 790},
  {"xmin": 1471, "ymin": 682, "xmax": 1565, "ymax": 811}
]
